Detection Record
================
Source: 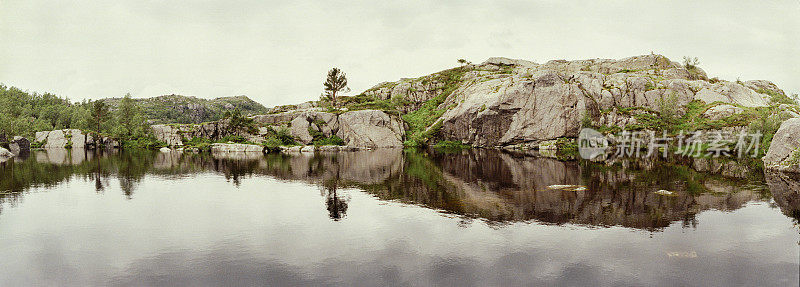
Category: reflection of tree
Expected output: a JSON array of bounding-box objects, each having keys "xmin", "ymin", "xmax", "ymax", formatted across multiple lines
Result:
[
  {"xmin": 214, "ymin": 158, "xmax": 260, "ymax": 187},
  {"xmin": 116, "ymin": 150, "xmax": 153, "ymax": 199},
  {"xmin": 322, "ymin": 178, "xmax": 348, "ymax": 221}
]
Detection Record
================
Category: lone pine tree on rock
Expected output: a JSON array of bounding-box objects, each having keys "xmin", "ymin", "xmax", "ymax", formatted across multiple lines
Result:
[{"xmin": 323, "ymin": 67, "xmax": 350, "ymax": 106}]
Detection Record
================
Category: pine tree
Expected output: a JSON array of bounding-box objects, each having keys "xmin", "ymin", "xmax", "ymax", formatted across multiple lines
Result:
[{"xmin": 323, "ymin": 67, "xmax": 350, "ymax": 106}]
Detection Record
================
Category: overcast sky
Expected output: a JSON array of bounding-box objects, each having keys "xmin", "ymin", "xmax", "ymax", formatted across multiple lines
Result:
[{"xmin": 1, "ymin": 0, "xmax": 798, "ymax": 107}]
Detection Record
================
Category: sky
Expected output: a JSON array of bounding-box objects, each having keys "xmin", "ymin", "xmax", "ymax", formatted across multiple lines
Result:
[{"xmin": 1, "ymin": 0, "xmax": 798, "ymax": 107}]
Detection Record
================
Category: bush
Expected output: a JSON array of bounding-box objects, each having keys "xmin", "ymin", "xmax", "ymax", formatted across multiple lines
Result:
[
  {"xmin": 121, "ymin": 136, "xmax": 167, "ymax": 149},
  {"xmin": 313, "ymin": 135, "xmax": 345, "ymax": 146}
]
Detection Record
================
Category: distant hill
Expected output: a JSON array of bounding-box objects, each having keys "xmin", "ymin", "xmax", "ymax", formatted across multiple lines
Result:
[{"xmin": 103, "ymin": 94, "xmax": 269, "ymax": 124}]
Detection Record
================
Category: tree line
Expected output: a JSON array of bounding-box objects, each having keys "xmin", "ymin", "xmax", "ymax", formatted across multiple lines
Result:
[{"xmin": 0, "ymin": 84, "xmax": 151, "ymax": 146}]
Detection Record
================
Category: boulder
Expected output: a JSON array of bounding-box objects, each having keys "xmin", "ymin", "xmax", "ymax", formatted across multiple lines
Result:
[
  {"xmin": 210, "ymin": 143, "xmax": 264, "ymax": 153},
  {"xmin": 43, "ymin": 130, "xmax": 68, "ymax": 148},
  {"xmin": 151, "ymin": 125, "xmax": 184, "ymax": 147},
  {"xmin": 703, "ymin": 104, "xmax": 743, "ymax": 120},
  {"xmin": 159, "ymin": 147, "xmax": 172, "ymax": 153},
  {"xmin": 0, "ymin": 147, "xmax": 13, "ymax": 160},
  {"xmin": 290, "ymin": 116, "xmax": 314, "ymax": 144},
  {"xmin": 695, "ymin": 82, "xmax": 769, "ymax": 107},
  {"xmin": 336, "ymin": 110, "xmax": 405, "ymax": 148},
  {"xmin": 764, "ymin": 118, "xmax": 800, "ymax": 173},
  {"xmin": 9, "ymin": 136, "xmax": 30, "ymax": 155},
  {"xmin": 70, "ymin": 129, "xmax": 86, "ymax": 148}
]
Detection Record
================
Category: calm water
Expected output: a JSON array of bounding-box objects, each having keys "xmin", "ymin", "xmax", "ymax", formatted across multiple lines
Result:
[{"xmin": 1, "ymin": 148, "xmax": 798, "ymax": 286}]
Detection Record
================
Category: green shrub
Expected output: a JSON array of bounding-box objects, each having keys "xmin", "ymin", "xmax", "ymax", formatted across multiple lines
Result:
[
  {"xmin": 313, "ymin": 135, "xmax": 345, "ymax": 146},
  {"xmin": 220, "ymin": 135, "xmax": 248, "ymax": 143}
]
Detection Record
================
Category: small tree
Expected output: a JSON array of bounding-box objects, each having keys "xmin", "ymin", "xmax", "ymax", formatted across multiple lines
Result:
[
  {"xmin": 323, "ymin": 67, "xmax": 350, "ymax": 106},
  {"xmin": 682, "ymin": 56, "xmax": 699, "ymax": 69},
  {"xmin": 682, "ymin": 56, "xmax": 701, "ymax": 80},
  {"xmin": 90, "ymin": 100, "xmax": 110, "ymax": 134},
  {"xmin": 457, "ymin": 59, "xmax": 471, "ymax": 66}
]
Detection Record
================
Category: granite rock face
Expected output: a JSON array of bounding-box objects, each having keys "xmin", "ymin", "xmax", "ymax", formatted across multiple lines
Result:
[
  {"xmin": 35, "ymin": 129, "xmax": 88, "ymax": 148},
  {"xmin": 764, "ymin": 118, "xmax": 800, "ymax": 173},
  {"xmin": 336, "ymin": 110, "xmax": 405, "ymax": 148},
  {"xmin": 361, "ymin": 54, "xmax": 780, "ymax": 147}
]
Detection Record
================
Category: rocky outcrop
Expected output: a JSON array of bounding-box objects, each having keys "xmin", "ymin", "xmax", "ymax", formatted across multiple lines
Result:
[
  {"xmin": 35, "ymin": 129, "xmax": 85, "ymax": 148},
  {"xmin": 33, "ymin": 129, "xmax": 118, "ymax": 150},
  {"xmin": 154, "ymin": 109, "xmax": 404, "ymax": 148},
  {"xmin": 764, "ymin": 118, "xmax": 800, "ymax": 173},
  {"xmin": 151, "ymin": 125, "xmax": 184, "ymax": 146},
  {"xmin": 364, "ymin": 54, "xmax": 782, "ymax": 147},
  {"xmin": 694, "ymin": 82, "xmax": 770, "ymax": 107},
  {"xmin": 336, "ymin": 110, "xmax": 405, "ymax": 148}
]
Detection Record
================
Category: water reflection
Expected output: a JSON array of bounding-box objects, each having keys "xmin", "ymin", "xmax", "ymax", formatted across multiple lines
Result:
[{"xmin": 2, "ymin": 148, "xmax": 796, "ymax": 230}]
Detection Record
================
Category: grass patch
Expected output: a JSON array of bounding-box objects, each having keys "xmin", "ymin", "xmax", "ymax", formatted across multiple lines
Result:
[{"xmin": 402, "ymin": 67, "xmax": 468, "ymax": 147}]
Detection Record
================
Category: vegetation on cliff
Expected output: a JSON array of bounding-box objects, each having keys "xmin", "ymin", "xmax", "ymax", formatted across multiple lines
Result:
[{"xmin": 103, "ymin": 94, "xmax": 268, "ymax": 124}]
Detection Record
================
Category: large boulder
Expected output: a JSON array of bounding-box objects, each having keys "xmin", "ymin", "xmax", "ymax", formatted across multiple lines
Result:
[
  {"xmin": 764, "ymin": 118, "xmax": 800, "ymax": 173},
  {"xmin": 69, "ymin": 129, "xmax": 87, "ymax": 148},
  {"xmin": 336, "ymin": 110, "xmax": 405, "ymax": 148},
  {"xmin": 0, "ymin": 146, "xmax": 13, "ymax": 161},
  {"xmin": 703, "ymin": 104, "xmax": 743, "ymax": 120},
  {"xmin": 42, "ymin": 130, "xmax": 68, "ymax": 148},
  {"xmin": 694, "ymin": 82, "xmax": 770, "ymax": 107},
  {"xmin": 9, "ymin": 136, "xmax": 30, "ymax": 155}
]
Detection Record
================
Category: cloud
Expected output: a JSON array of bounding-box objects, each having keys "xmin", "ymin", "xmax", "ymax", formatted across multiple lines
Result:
[{"xmin": 1, "ymin": 0, "xmax": 798, "ymax": 106}]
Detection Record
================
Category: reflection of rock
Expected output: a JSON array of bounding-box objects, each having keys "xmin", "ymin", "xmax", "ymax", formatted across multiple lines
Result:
[
  {"xmin": 210, "ymin": 143, "xmax": 264, "ymax": 153},
  {"xmin": 243, "ymin": 149, "xmax": 766, "ymax": 229},
  {"xmin": 764, "ymin": 118, "xmax": 800, "ymax": 173},
  {"xmin": 765, "ymin": 172, "xmax": 800, "ymax": 221},
  {"xmin": 153, "ymin": 150, "xmax": 184, "ymax": 169}
]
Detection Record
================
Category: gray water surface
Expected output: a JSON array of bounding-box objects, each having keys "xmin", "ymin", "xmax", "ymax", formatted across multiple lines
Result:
[{"xmin": 0, "ymin": 149, "xmax": 798, "ymax": 286}]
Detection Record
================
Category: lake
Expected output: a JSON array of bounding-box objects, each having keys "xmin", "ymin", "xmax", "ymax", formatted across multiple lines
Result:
[{"xmin": 1, "ymin": 148, "xmax": 798, "ymax": 286}]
